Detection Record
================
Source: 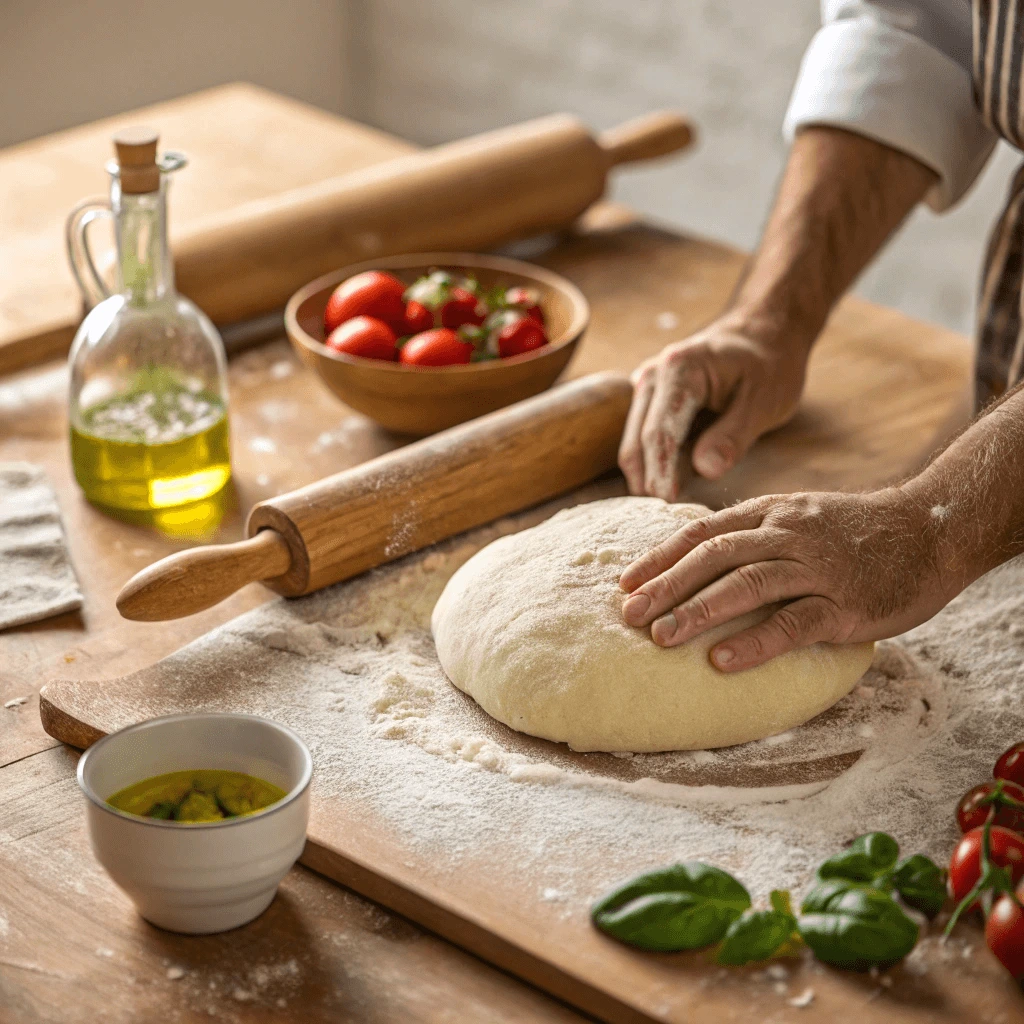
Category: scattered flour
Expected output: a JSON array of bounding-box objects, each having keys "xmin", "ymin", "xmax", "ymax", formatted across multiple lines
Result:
[
  {"xmin": 77, "ymin": 479, "xmax": 1024, "ymax": 922},
  {"xmin": 788, "ymin": 988, "xmax": 815, "ymax": 1008},
  {"xmin": 310, "ymin": 416, "xmax": 387, "ymax": 457}
]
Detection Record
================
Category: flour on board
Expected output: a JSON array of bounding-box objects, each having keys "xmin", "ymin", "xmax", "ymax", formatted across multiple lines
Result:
[{"xmin": 73, "ymin": 479, "xmax": 1024, "ymax": 913}]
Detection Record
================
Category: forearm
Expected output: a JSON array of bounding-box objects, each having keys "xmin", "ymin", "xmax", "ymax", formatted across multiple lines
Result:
[
  {"xmin": 902, "ymin": 381, "xmax": 1024, "ymax": 597},
  {"xmin": 725, "ymin": 126, "xmax": 937, "ymax": 353}
]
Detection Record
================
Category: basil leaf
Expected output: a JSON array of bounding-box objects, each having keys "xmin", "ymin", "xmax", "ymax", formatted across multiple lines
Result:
[
  {"xmin": 770, "ymin": 889, "xmax": 793, "ymax": 916},
  {"xmin": 717, "ymin": 908, "xmax": 796, "ymax": 965},
  {"xmin": 891, "ymin": 854, "xmax": 947, "ymax": 917},
  {"xmin": 816, "ymin": 832, "xmax": 900, "ymax": 885},
  {"xmin": 798, "ymin": 880, "xmax": 919, "ymax": 971},
  {"xmin": 592, "ymin": 863, "xmax": 751, "ymax": 952}
]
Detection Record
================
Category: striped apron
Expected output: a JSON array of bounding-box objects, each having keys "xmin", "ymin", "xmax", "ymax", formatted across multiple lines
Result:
[{"xmin": 974, "ymin": 0, "xmax": 1024, "ymax": 407}]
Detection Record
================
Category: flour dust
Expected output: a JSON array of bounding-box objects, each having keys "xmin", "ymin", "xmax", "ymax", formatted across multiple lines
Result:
[{"xmin": 84, "ymin": 480, "xmax": 1024, "ymax": 915}]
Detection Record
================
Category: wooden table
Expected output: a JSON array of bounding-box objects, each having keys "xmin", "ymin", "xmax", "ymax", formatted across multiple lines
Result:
[{"xmin": 5, "ymin": 87, "xmax": 1016, "ymax": 1024}]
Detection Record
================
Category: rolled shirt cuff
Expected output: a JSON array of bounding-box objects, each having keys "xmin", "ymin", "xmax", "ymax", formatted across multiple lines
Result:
[{"xmin": 783, "ymin": 18, "xmax": 997, "ymax": 210}]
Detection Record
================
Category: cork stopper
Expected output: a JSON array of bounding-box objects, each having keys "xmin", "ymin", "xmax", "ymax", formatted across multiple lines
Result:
[{"xmin": 113, "ymin": 126, "xmax": 160, "ymax": 194}]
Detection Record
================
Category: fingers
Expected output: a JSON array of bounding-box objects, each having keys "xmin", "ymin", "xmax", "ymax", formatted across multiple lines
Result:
[
  {"xmin": 640, "ymin": 356, "xmax": 707, "ymax": 501},
  {"xmin": 708, "ymin": 595, "xmax": 845, "ymax": 672},
  {"xmin": 622, "ymin": 524, "xmax": 787, "ymax": 627},
  {"xmin": 649, "ymin": 558, "xmax": 810, "ymax": 647},
  {"xmin": 691, "ymin": 379, "xmax": 763, "ymax": 481},
  {"xmin": 618, "ymin": 365, "xmax": 655, "ymax": 495},
  {"xmin": 619, "ymin": 500, "xmax": 768, "ymax": 593}
]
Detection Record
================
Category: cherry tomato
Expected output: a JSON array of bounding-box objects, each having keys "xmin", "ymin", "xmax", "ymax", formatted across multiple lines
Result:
[
  {"xmin": 987, "ymin": 882, "xmax": 1024, "ymax": 980},
  {"xmin": 325, "ymin": 316, "xmax": 397, "ymax": 361},
  {"xmin": 995, "ymin": 743, "xmax": 1024, "ymax": 787},
  {"xmin": 399, "ymin": 328, "xmax": 474, "ymax": 366},
  {"xmin": 957, "ymin": 781, "xmax": 1024, "ymax": 834},
  {"xmin": 498, "ymin": 315, "xmax": 548, "ymax": 358},
  {"xmin": 505, "ymin": 286, "xmax": 545, "ymax": 324},
  {"xmin": 949, "ymin": 826, "xmax": 1024, "ymax": 907},
  {"xmin": 402, "ymin": 300, "xmax": 434, "ymax": 335},
  {"xmin": 439, "ymin": 287, "xmax": 486, "ymax": 329},
  {"xmin": 324, "ymin": 271, "xmax": 406, "ymax": 334}
]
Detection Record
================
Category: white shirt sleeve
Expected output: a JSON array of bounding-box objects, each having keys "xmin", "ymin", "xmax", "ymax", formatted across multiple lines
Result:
[{"xmin": 783, "ymin": 0, "xmax": 997, "ymax": 210}]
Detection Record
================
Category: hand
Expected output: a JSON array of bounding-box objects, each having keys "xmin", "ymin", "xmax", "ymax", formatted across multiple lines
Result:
[
  {"xmin": 618, "ymin": 488, "xmax": 956, "ymax": 671},
  {"xmin": 618, "ymin": 316, "xmax": 810, "ymax": 500}
]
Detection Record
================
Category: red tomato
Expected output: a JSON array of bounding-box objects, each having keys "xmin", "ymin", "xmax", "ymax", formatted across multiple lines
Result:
[
  {"xmin": 324, "ymin": 271, "xmax": 406, "ymax": 334},
  {"xmin": 957, "ymin": 781, "xmax": 1024, "ymax": 834},
  {"xmin": 325, "ymin": 316, "xmax": 397, "ymax": 361},
  {"xmin": 949, "ymin": 827, "xmax": 1024, "ymax": 907},
  {"xmin": 995, "ymin": 743, "xmax": 1024, "ymax": 786},
  {"xmin": 402, "ymin": 300, "xmax": 434, "ymax": 335},
  {"xmin": 498, "ymin": 315, "xmax": 548, "ymax": 358},
  {"xmin": 505, "ymin": 286, "xmax": 545, "ymax": 324},
  {"xmin": 399, "ymin": 329, "xmax": 474, "ymax": 366},
  {"xmin": 439, "ymin": 287, "xmax": 486, "ymax": 329},
  {"xmin": 987, "ymin": 885, "xmax": 1024, "ymax": 980}
]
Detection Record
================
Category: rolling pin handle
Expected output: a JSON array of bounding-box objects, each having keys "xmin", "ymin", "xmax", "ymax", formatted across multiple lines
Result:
[
  {"xmin": 599, "ymin": 110, "xmax": 695, "ymax": 168},
  {"xmin": 115, "ymin": 528, "xmax": 293, "ymax": 622}
]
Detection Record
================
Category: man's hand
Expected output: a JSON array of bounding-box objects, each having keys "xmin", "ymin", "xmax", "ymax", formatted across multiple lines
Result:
[
  {"xmin": 618, "ymin": 488, "xmax": 956, "ymax": 672},
  {"xmin": 617, "ymin": 127, "xmax": 937, "ymax": 500},
  {"xmin": 617, "ymin": 316, "xmax": 808, "ymax": 500}
]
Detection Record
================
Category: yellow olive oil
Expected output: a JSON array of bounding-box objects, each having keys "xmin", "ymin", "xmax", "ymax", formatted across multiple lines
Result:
[
  {"xmin": 71, "ymin": 380, "xmax": 230, "ymax": 510},
  {"xmin": 107, "ymin": 769, "xmax": 287, "ymax": 823}
]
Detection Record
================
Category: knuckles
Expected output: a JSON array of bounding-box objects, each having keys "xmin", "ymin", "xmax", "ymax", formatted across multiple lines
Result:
[
  {"xmin": 644, "ymin": 569, "xmax": 687, "ymax": 608},
  {"xmin": 733, "ymin": 561, "xmax": 772, "ymax": 602},
  {"xmin": 771, "ymin": 606, "xmax": 806, "ymax": 645},
  {"xmin": 700, "ymin": 533, "xmax": 736, "ymax": 563},
  {"xmin": 680, "ymin": 593, "xmax": 712, "ymax": 631},
  {"xmin": 631, "ymin": 362, "xmax": 657, "ymax": 388},
  {"xmin": 735, "ymin": 629, "xmax": 766, "ymax": 662}
]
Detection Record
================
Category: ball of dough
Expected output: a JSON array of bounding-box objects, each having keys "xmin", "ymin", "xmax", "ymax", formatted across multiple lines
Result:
[{"xmin": 431, "ymin": 496, "xmax": 874, "ymax": 752}]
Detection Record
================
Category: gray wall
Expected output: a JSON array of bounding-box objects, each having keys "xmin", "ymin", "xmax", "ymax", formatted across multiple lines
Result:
[
  {"xmin": 0, "ymin": 1, "xmax": 352, "ymax": 148},
  {"xmin": 350, "ymin": 0, "xmax": 1019, "ymax": 337}
]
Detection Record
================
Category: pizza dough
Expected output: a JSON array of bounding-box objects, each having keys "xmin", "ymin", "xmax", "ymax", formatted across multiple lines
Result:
[{"xmin": 431, "ymin": 496, "xmax": 875, "ymax": 752}]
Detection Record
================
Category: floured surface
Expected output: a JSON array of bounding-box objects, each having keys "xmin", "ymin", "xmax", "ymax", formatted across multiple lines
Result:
[{"xmin": 43, "ymin": 479, "xmax": 1024, "ymax": 1022}]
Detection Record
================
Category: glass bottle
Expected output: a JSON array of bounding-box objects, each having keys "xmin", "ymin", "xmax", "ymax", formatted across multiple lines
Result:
[{"xmin": 66, "ymin": 126, "xmax": 231, "ymax": 511}]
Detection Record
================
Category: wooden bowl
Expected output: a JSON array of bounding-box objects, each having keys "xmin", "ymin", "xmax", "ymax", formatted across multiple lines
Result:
[{"xmin": 284, "ymin": 252, "xmax": 589, "ymax": 435}]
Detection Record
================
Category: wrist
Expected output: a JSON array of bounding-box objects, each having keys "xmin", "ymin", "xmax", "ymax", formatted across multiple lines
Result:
[
  {"xmin": 893, "ymin": 475, "xmax": 979, "ymax": 602},
  {"xmin": 717, "ymin": 304, "xmax": 819, "ymax": 360}
]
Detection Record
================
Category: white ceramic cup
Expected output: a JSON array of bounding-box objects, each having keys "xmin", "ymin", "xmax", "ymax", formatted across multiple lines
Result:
[{"xmin": 78, "ymin": 712, "xmax": 312, "ymax": 934}]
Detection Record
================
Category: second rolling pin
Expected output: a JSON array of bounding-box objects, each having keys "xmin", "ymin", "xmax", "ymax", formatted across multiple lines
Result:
[
  {"xmin": 173, "ymin": 111, "xmax": 693, "ymax": 324},
  {"xmin": 117, "ymin": 372, "xmax": 633, "ymax": 621}
]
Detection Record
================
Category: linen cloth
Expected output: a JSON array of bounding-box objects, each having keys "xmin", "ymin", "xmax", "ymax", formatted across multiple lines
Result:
[{"xmin": 0, "ymin": 463, "xmax": 83, "ymax": 630}]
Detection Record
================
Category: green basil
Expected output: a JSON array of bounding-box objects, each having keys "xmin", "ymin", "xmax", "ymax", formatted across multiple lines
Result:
[
  {"xmin": 592, "ymin": 863, "xmax": 751, "ymax": 952},
  {"xmin": 891, "ymin": 854, "xmax": 947, "ymax": 917},
  {"xmin": 798, "ymin": 879, "xmax": 919, "ymax": 970},
  {"xmin": 717, "ymin": 907, "xmax": 797, "ymax": 965},
  {"xmin": 770, "ymin": 889, "xmax": 794, "ymax": 916},
  {"xmin": 816, "ymin": 832, "xmax": 900, "ymax": 885}
]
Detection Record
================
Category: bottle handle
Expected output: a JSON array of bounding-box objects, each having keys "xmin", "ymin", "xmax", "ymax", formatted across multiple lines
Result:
[{"xmin": 65, "ymin": 197, "xmax": 115, "ymax": 309}]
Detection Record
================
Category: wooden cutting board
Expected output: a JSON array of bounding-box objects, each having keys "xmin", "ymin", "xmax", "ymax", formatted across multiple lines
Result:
[
  {"xmin": 0, "ymin": 82, "xmax": 415, "ymax": 375},
  {"xmin": 38, "ymin": 482, "xmax": 1017, "ymax": 1024}
]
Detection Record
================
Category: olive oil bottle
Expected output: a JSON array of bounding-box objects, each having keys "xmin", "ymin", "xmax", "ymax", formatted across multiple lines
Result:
[{"xmin": 66, "ymin": 128, "xmax": 230, "ymax": 511}]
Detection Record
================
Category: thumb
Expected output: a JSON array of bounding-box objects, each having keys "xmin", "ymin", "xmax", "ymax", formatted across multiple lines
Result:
[{"xmin": 691, "ymin": 385, "xmax": 768, "ymax": 480}]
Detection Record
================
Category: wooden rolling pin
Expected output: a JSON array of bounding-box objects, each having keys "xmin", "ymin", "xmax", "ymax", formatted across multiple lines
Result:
[
  {"xmin": 117, "ymin": 372, "xmax": 633, "ymax": 621},
  {"xmin": 173, "ymin": 111, "xmax": 693, "ymax": 324}
]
